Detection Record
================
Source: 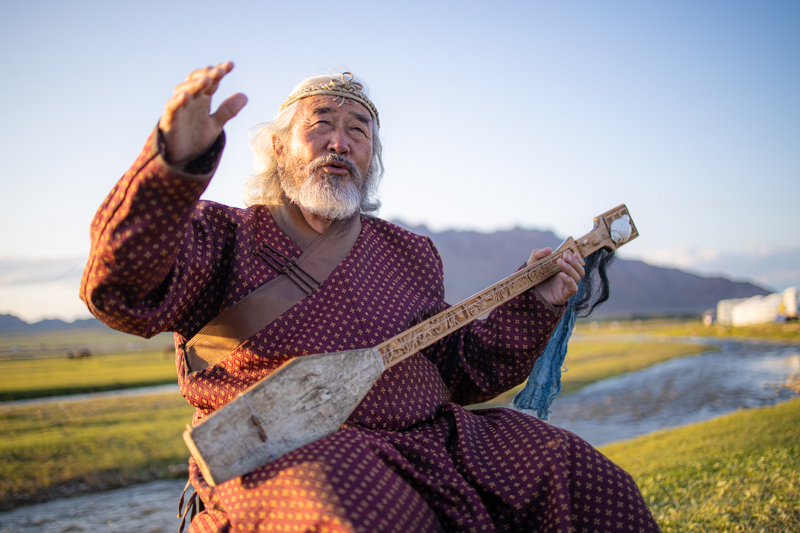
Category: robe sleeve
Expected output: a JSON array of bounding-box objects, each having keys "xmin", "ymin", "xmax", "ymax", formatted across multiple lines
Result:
[
  {"xmin": 421, "ymin": 238, "xmax": 565, "ymax": 406},
  {"xmin": 80, "ymin": 128, "xmax": 227, "ymax": 338}
]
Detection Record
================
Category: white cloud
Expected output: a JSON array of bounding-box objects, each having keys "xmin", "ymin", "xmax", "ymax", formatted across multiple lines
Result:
[
  {"xmin": 641, "ymin": 246, "xmax": 800, "ymax": 292},
  {"xmin": 0, "ymin": 256, "xmax": 90, "ymax": 322},
  {"xmin": 0, "ymin": 279, "xmax": 91, "ymax": 323},
  {"xmin": 644, "ymin": 247, "xmax": 721, "ymax": 270},
  {"xmin": 0, "ymin": 256, "xmax": 87, "ymax": 285}
]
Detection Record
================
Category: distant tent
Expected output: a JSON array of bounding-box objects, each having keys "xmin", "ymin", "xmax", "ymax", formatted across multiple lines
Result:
[
  {"xmin": 717, "ymin": 298, "xmax": 748, "ymax": 325},
  {"xmin": 717, "ymin": 287, "xmax": 798, "ymax": 326}
]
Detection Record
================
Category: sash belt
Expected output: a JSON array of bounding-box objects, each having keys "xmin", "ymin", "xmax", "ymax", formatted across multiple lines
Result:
[{"xmin": 183, "ymin": 212, "xmax": 362, "ymax": 374}]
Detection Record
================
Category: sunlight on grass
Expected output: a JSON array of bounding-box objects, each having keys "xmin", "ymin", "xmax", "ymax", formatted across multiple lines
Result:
[
  {"xmin": 575, "ymin": 318, "xmax": 800, "ymax": 343},
  {"xmin": 2, "ymin": 319, "xmax": 795, "ymax": 522},
  {"xmin": 0, "ymin": 393, "xmax": 194, "ymax": 510},
  {"xmin": 0, "ymin": 329, "xmax": 174, "ymax": 353},
  {"xmin": 601, "ymin": 397, "xmax": 800, "ymax": 532},
  {"xmin": 0, "ymin": 351, "xmax": 177, "ymax": 401}
]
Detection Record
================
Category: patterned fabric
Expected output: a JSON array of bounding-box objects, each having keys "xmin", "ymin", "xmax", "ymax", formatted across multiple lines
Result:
[{"xmin": 81, "ymin": 131, "xmax": 660, "ymax": 532}]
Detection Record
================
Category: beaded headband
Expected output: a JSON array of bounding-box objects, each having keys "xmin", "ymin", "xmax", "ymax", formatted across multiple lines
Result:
[{"xmin": 279, "ymin": 72, "xmax": 380, "ymax": 128}]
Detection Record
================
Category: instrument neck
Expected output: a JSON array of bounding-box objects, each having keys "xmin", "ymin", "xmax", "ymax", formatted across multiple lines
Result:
[{"xmin": 374, "ymin": 238, "xmax": 584, "ymax": 369}]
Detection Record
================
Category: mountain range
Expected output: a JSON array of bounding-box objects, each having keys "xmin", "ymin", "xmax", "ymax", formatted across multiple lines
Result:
[
  {"xmin": 0, "ymin": 313, "xmax": 106, "ymax": 335},
  {"xmin": 1, "ymin": 225, "xmax": 772, "ymax": 333},
  {"xmin": 398, "ymin": 223, "xmax": 770, "ymax": 318}
]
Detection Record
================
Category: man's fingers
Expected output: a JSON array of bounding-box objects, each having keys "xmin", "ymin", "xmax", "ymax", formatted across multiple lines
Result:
[
  {"xmin": 165, "ymin": 92, "xmax": 187, "ymax": 114},
  {"xmin": 559, "ymin": 256, "xmax": 582, "ymax": 284},
  {"xmin": 174, "ymin": 76, "xmax": 211, "ymax": 98},
  {"xmin": 160, "ymin": 92, "xmax": 189, "ymax": 130},
  {"xmin": 212, "ymin": 93, "xmax": 248, "ymax": 128},
  {"xmin": 561, "ymin": 272, "xmax": 578, "ymax": 295},
  {"xmin": 160, "ymin": 78, "xmax": 208, "ymax": 131},
  {"xmin": 198, "ymin": 61, "xmax": 233, "ymax": 79},
  {"xmin": 200, "ymin": 66, "xmax": 227, "ymax": 95},
  {"xmin": 527, "ymin": 247, "xmax": 553, "ymax": 265},
  {"xmin": 185, "ymin": 62, "xmax": 233, "ymax": 94},
  {"xmin": 565, "ymin": 252, "xmax": 585, "ymax": 279},
  {"xmin": 210, "ymin": 62, "xmax": 234, "ymax": 80},
  {"xmin": 162, "ymin": 62, "xmax": 240, "ymax": 133},
  {"xmin": 184, "ymin": 63, "xmax": 222, "ymax": 82},
  {"xmin": 178, "ymin": 62, "xmax": 233, "ymax": 94},
  {"xmin": 184, "ymin": 65, "xmax": 213, "ymax": 82}
]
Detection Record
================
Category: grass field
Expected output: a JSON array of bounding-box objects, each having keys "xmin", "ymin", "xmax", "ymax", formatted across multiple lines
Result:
[
  {"xmin": 601, "ymin": 396, "xmax": 800, "ymax": 532},
  {"xmin": 0, "ymin": 393, "xmax": 194, "ymax": 511},
  {"xmin": 2, "ymin": 335, "xmax": 711, "ymax": 403},
  {"xmin": 3, "ymin": 388, "xmax": 797, "ymax": 531},
  {"xmin": 0, "ymin": 329, "xmax": 174, "ymax": 357},
  {"xmin": 2, "ymin": 317, "xmax": 788, "ymax": 403},
  {"xmin": 1, "ymin": 319, "xmax": 790, "ymax": 525},
  {"xmin": 575, "ymin": 318, "xmax": 800, "ymax": 343},
  {"xmin": 1, "ymin": 333, "xmax": 797, "ymax": 532},
  {"xmin": 0, "ymin": 337, "xmax": 712, "ymax": 509},
  {"xmin": 467, "ymin": 340, "xmax": 712, "ymax": 409},
  {"xmin": 0, "ymin": 351, "xmax": 178, "ymax": 401}
]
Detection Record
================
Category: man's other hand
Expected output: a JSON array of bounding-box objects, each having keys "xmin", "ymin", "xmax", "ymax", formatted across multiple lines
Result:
[
  {"xmin": 158, "ymin": 61, "xmax": 248, "ymax": 169},
  {"xmin": 527, "ymin": 248, "xmax": 585, "ymax": 308}
]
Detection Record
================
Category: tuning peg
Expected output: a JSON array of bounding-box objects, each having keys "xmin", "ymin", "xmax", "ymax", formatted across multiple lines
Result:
[{"xmin": 610, "ymin": 215, "xmax": 632, "ymax": 244}]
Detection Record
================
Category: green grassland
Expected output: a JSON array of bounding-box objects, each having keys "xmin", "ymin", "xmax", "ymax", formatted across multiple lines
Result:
[
  {"xmin": 1, "ymin": 332, "xmax": 797, "ymax": 533},
  {"xmin": 3, "ymin": 317, "xmax": 788, "ymax": 403},
  {"xmin": 1, "ymin": 320, "xmax": 791, "ymax": 526},
  {"xmin": 0, "ymin": 337, "xmax": 712, "ymax": 509},
  {"xmin": 3, "ymin": 335, "xmax": 711, "ymax": 403},
  {"xmin": 3, "ymin": 388, "xmax": 797, "ymax": 531},
  {"xmin": 0, "ymin": 393, "xmax": 195, "ymax": 511},
  {"xmin": 0, "ymin": 329, "xmax": 174, "ymax": 356},
  {"xmin": 601, "ymin": 396, "xmax": 800, "ymax": 532},
  {"xmin": 0, "ymin": 351, "xmax": 177, "ymax": 401},
  {"xmin": 575, "ymin": 318, "xmax": 800, "ymax": 343},
  {"xmin": 468, "ymin": 340, "xmax": 713, "ymax": 409}
]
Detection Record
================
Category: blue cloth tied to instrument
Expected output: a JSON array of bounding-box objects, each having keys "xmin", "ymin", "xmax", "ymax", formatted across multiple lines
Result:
[{"xmin": 512, "ymin": 277, "xmax": 587, "ymax": 420}]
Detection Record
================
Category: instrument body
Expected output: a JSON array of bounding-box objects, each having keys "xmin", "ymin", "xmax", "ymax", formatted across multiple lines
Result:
[{"xmin": 185, "ymin": 204, "xmax": 638, "ymax": 486}]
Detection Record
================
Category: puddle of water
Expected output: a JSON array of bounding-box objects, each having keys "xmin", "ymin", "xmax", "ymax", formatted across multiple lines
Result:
[
  {"xmin": 538, "ymin": 341, "xmax": 800, "ymax": 446},
  {"xmin": 1, "ymin": 385, "xmax": 180, "ymax": 408},
  {"xmin": 0, "ymin": 480, "xmax": 186, "ymax": 533}
]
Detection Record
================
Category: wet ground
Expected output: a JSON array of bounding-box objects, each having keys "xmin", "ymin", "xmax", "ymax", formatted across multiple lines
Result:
[
  {"xmin": 3, "ymin": 384, "xmax": 180, "ymax": 408},
  {"xmin": 542, "ymin": 338, "xmax": 800, "ymax": 445},
  {"xmin": 0, "ymin": 481, "xmax": 186, "ymax": 533},
  {"xmin": 2, "ymin": 337, "xmax": 798, "ymax": 532}
]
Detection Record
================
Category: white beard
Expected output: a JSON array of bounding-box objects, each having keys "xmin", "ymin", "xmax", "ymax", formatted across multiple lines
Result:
[{"xmin": 279, "ymin": 153, "xmax": 364, "ymax": 220}]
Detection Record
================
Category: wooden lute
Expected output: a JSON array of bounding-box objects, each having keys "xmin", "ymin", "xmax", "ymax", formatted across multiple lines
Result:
[{"xmin": 184, "ymin": 204, "xmax": 638, "ymax": 486}]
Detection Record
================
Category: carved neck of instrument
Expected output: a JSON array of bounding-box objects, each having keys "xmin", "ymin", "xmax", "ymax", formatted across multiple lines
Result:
[
  {"xmin": 375, "ymin": 204, "xmax": 639, "ymax": 368},
  {"xmin": 373, "ymin": 237, "xmax": 586, "ymax": 369},
  {"xmin": 372, "ymin": 204, "xmax": 635, "ymax": 370}
]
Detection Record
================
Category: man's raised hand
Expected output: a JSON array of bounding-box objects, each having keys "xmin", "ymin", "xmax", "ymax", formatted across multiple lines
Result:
[
  {"xmin": 158, "ymin": 61, "xmax": 248, "ymax": 169},
  {"xmin": 527, "ymin": 248, "xmax": 586, "ymax": 307}
]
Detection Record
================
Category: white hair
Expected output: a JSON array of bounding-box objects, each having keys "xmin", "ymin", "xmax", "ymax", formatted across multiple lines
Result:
[{"xmin": 244, "ymin": 72, "xmax": 384, "ymax": 214}]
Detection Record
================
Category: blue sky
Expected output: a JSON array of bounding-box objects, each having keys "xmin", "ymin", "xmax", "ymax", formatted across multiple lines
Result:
[{"xmin": 0, "ymin": 0, "xmax": 798, "ymax": 321}]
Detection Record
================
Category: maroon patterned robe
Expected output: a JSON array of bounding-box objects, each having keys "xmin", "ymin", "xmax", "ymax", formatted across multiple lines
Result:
[{"xmin": 81, "ymin": 131, "xmax": 659, "ymax": 533}]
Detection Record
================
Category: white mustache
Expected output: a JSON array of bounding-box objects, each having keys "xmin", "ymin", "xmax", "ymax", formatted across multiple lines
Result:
[{"xmin": 308, "ymin": 154, "xmax": 361, "ymax": 180}]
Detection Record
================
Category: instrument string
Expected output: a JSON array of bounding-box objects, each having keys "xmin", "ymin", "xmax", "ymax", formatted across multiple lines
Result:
[{"xmin": 379, "ymin": 250, "xmax": 572, "ymax": 365}]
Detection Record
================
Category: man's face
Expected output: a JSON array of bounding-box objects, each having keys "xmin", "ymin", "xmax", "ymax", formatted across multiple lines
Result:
[{"xmin": 274, "ymin": 95, "xmax": 374, "ymax": 220}]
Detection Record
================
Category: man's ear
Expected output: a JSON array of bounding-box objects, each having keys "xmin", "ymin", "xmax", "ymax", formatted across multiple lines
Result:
[{"xmin": 272, "ymin": 135, "xmax": 284, "ymax": 162}]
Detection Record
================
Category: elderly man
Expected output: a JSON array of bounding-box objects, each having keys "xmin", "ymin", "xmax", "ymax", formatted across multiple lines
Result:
[{"xmin": 81, "ymin": 62, "xmax": 659, "ymax": 532}]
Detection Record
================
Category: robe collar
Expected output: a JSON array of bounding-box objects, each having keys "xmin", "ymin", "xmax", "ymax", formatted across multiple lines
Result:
[{"xmin": 267, "ymin": 193, "xmax": 361, "ymax": 252}]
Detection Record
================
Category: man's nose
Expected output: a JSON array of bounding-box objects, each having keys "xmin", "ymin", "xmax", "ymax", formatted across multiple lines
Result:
[{"xmin": 327, "ymin": 127, "xmax": 350, "ymax": 155}]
